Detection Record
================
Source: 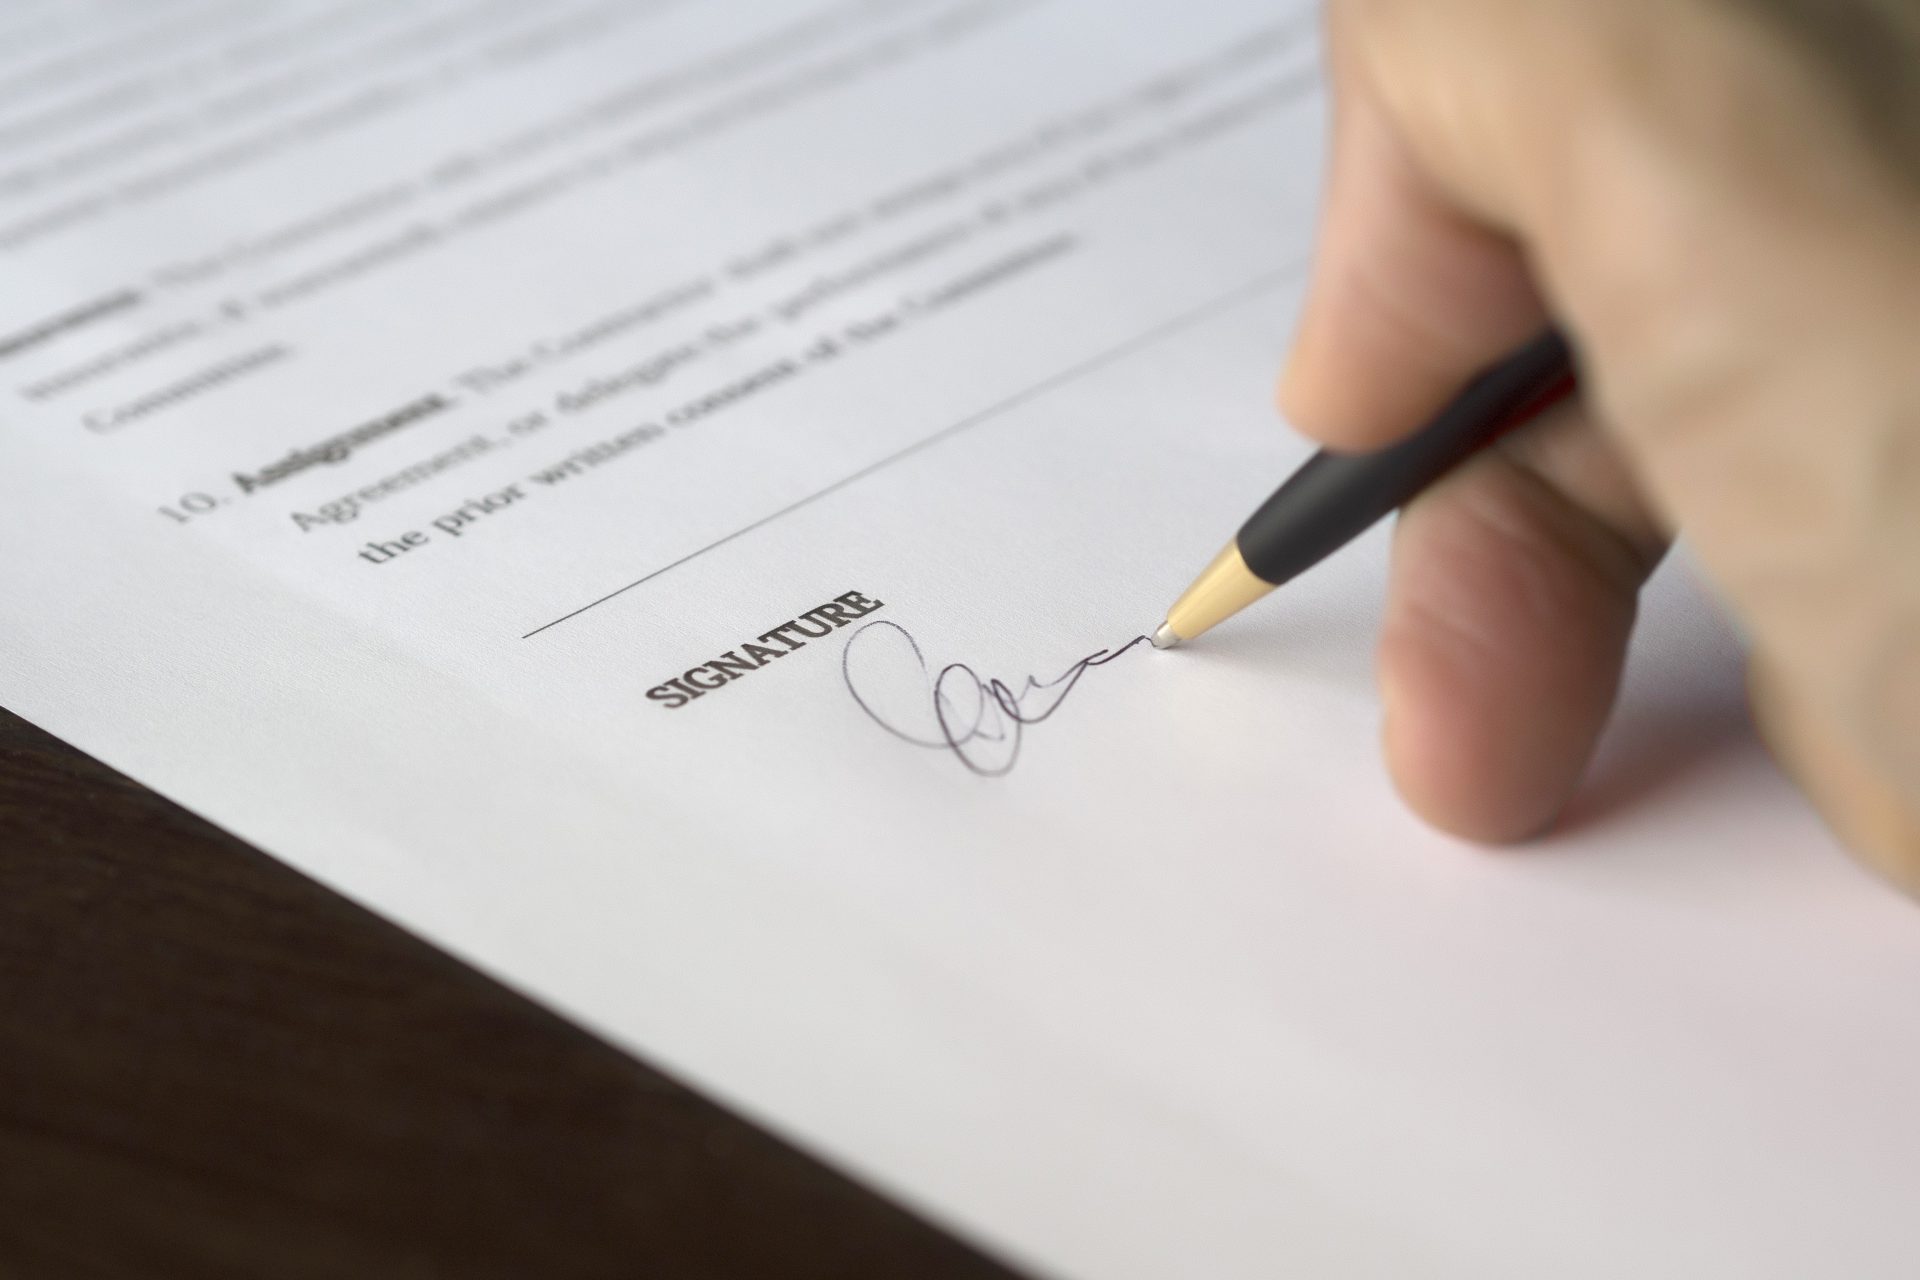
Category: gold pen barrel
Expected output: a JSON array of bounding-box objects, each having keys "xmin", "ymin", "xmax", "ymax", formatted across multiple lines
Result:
[{"xmin": 1156, "ymin": 541, "xmax": 1276, "ymax": 646}]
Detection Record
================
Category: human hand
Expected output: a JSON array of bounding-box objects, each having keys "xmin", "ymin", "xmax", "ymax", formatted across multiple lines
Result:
[{"xmin": 1281, "ymin": 0, "xmax": 1920, "ymax": 891}]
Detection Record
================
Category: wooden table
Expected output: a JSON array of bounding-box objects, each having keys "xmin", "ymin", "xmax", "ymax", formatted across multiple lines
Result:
[{"xmin": 0, "ymin": 707, "xmax": 1019, "ymax": 1279}]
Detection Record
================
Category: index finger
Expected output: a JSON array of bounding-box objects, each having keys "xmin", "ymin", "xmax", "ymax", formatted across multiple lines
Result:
[{"xmin": 1279, "ymin": 4, "xmax": 1548, "ymax": 451}]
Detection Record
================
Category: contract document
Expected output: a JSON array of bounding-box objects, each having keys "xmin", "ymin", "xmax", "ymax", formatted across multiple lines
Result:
[{"xmin": 3, "ymin": 2, "xmax": 1917, "ymax": 1275}]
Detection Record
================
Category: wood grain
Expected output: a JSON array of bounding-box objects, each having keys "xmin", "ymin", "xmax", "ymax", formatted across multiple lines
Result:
[{"xmin": 0, "ymin": 706, "xmax": 1020, "ymax": 1280}]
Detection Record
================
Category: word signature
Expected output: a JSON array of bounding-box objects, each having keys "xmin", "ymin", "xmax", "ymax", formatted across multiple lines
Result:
[{"xmin": 841, "ymin": 620, "xmax": 1151, "ymax": 776}]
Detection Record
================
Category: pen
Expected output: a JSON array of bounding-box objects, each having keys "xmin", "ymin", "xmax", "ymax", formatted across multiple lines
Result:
[{"xmin": 1151, "ymin": 329, "xmax": 1576, "ymax": 649}]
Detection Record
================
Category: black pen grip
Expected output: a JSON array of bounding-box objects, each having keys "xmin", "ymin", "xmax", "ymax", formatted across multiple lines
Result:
[{"xmin": 1236, "ymin": 329, "xmax": 1573, "ymax": 586}]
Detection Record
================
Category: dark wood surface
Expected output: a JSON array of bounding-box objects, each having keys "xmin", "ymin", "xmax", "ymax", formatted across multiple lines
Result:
[{"xmin": 0, "ymin": 706, "xmax": 1021, "ymax": 1280}]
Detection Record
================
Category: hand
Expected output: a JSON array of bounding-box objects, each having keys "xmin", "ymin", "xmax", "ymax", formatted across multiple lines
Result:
[{"xmin": 1281, "ymin": 0, "xmax": 1920, "ymax": 892}]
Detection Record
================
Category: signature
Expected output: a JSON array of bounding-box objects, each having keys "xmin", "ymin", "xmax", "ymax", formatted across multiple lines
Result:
[{"xmin": 841, "ymin": 620, "xmax": 1151, "ymax": 776}]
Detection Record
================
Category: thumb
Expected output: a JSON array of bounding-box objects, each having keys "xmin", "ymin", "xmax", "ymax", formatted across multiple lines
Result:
[{"xmin": 1279, "ymin": 10, "xmax": 1546, "ymax": 450}]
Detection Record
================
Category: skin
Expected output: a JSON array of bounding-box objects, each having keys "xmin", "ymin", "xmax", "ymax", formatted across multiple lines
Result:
[{"xmin": 1281, "ymin": 0, "xmax": 1920, "ymax": 893}]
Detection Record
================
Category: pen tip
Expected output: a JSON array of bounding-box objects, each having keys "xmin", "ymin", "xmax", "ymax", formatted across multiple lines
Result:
[{"xmin": 1150, "ymin": 622, "xmax": 1182, "ymax": 651}]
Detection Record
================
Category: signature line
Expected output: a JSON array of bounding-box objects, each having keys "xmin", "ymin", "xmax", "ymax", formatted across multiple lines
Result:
[{"xmin": 520, "ymin": 265, "xmax": 1300, "ymax": 640}]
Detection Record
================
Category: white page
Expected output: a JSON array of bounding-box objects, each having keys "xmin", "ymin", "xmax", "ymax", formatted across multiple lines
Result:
[{"xmin": 3, "ymin": 2, "xmax": 1918, "ymax": 1276}]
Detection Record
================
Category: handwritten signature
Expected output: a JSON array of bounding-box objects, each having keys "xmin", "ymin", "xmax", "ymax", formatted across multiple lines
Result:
[{"xmin": 841, "ymin": 620, "xmax": 1151, "ymax": 776}]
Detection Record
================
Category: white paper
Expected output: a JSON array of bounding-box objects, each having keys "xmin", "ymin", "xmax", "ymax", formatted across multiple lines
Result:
[{"xmin": 3, "ymin": 3, "xmax": 1918, "ymax": 1276}]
